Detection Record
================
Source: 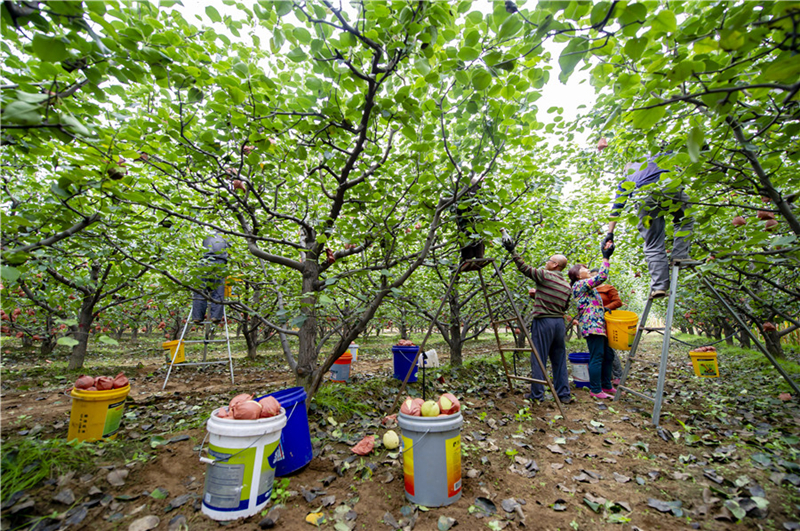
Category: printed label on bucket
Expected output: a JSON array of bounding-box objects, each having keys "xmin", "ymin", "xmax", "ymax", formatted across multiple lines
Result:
[
  {"xmin": 204, "ymin": 446, "xmax": 254, "ymax": 510},
  {"xmin": 256, "ymin": 441, "xmax": 280, "ymax": 504},
  {"xmin": 697, "ymin": 360, "xmax": 718, "ymax": 376},
  {"xmin": 445, "ymin": 434, "xmax": 461, "ymax": 498},
  {"xmin": 273, "ymin": 442, "xmax": 285, "ymax": 462},
  {"xmin": 571, "ymin": 363, "xmax": 589, "ymax": 382},
  {"xmin": 102, "ymin": 399, "xmax": 126, "ymax": 438},
  {"xmin": 402, "ymin": 435, "xmax": 414, "ymax": 496}
]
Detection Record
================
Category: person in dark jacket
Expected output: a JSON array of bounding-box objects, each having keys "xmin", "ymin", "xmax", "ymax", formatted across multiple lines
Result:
[
  {"xmin": 603, "ymin": 152, "xmax": 694, "ymax": 299},
  {"xmin": 456, "ymin": 173, "xmax": 486, "ymax": 272},
  {"xmin": 191, "ymin": 231, "xmax": 230, "ymax": 324}
]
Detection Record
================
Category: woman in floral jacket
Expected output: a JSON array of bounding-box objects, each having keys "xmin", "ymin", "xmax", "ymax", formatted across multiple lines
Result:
[{"xmin": 568, "ymin": 243, "xmax": 616, "ymax": 399}]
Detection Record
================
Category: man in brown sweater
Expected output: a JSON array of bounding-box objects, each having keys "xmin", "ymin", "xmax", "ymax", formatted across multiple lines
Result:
[
  {"xmin": 591, "ymin": 268, "xmax": 624, "ymax": 383},
  {"xmin": 503, "ymin": 231, "xmax": 572, "ymax": 404}
]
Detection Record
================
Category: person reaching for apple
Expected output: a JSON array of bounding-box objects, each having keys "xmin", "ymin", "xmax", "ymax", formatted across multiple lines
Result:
[
  {"xmin": 602, "ymin": 150, "xmax": 694, "ymax": 299},
  {"xmin": 567, "ymin": 239, "xmax": 617, "ymax": 399},
  {"xmin": 501, "ymin": 230, "xmax": 572, "ymax": 405}
]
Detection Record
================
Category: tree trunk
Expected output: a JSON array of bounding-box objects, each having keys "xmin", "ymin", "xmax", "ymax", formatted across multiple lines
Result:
[
  {"xmin": 448, "ymin": 285, "xmax": 463, "ymax": 367},
  {"xmin": 738, "ymin": 330, "xmax": 751, "ymax": 349},
  {"xmin": 68, "ymin": 301, "xmax": 95, "ymax": 370},
  {"xmin": 40, "ymin": 336, "xmax": 55, "ymax": 356},
  {"xmin": 721, "ymin": 320, "xmax": 735, "ymax": 346},
  {"xmin": 763, "ymin": 329, "xmax": 784, "ymax": 359},
  {"xmin": 295, "ymin": 262, "xmax": 320, "ymax": 390}
]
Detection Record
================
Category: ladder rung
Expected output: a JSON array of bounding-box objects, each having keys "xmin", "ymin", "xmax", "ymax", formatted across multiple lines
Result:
[
  {"xmin": 617, "ymin": 385, "xmax": 655, "ymax": 402},
  {"xmin": 492, "ymin": 318, "xmax": 519, "ymax": 325},
  {"xmin": 641, "ymin": 326, "xmax": 664, "ymax": 332},
  {"xmin": 182, "ymin": 339, "xmax": 228, "ymax": 343},
  {"xmin": 171, "ymin": 361, "xmax": 230, "ymax": 367},
  {"xmin": 500, "ymin": 347, "xmax": 533, "ymax": 352},
  {"xmin": 508, "ymin": 375, "xmax": 547, "ymax": 384}
]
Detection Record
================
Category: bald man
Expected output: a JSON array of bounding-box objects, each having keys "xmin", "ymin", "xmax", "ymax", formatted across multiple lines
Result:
[{"xmin": 502, "ymin": 233, "xmax": 572, "ymax": 404}]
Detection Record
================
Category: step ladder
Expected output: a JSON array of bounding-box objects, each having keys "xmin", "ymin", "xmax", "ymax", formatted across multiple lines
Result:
[
  {"xmin": 388, "ymin": 258, "xmax": 567, "ymax": 419},
  {"xmin": 162, "ymin": 305, "xmax": 235, "ymax": 390},
  {"xmin": 614, "ymin": 259, "xmax": 800, "ymax": 426}
]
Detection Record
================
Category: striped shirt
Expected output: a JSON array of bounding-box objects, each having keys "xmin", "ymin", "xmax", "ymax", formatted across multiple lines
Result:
[{"xmin": 512, "ymin": 254, "xmax": 571, "ymax": 319}]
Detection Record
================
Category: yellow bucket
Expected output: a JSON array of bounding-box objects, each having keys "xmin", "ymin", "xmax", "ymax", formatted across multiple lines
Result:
[
  {"xmin": 163, "ymin": 340, "xmax": 185, "ymax": 364},
  {"xmin": 604, "ymin": 310, "xmax": 639, "ymax": 350},
  {"xmin": 67, "ymin": 385, "xmax": 130, "ymax": 442},
  {"xmin": 224, "ymin": 276, "xmax": 242, "ymax": 298},
  {"xmin": 689, "ymin": 351, "xmax": 719, "ymax": 378}
]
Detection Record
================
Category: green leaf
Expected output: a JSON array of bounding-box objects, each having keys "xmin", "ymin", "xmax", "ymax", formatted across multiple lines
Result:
[
  {"xmin": 0, "ymin": 265, "xmax": 21, "ymax": 282},
  {"xmin": 32, "ymin": 34, "xmax": 69, "ymax": 63},
  {"xmin": 719, "ymin": 29, "xmax": 744, "ymax": 51},
  {"xmin": 57, "ymin": 337, "xmax": 80, "ymax": 347},
  {"xmin": 187, "ymin": 87, "xmax": 203, "ymax": 103},
  {"xmin": 98, "ymin": 335, "xmax": 119, "ymax": 346},
  {"xmin": 624, "ymin": 37, "xmax": 648, "ymax": 61},
  {"xmin": 558, "ymin": 39, "xmax": 589, "ymax": 83},
  {"xmin": 458, "ymin": 47, "xmax": 480, "ymax": 61},
  {"xmin": 687, "ymin": 127, "xmax": 704, "ymax": 162},
  {"xmin": 472, "ymin": 70, "xmax": 492, "ymax": 91},
  {"xmin": 61, "ymin": 115, "xmax": 90, "ymax": 136},
  {"xmin": 724, "ymin": 499, "xmax": 745, "ymax": 521},
  {"xmin": 287, "ymin": 47, "xmax": 308, "ymax": 63},
  {"xmin": 2, "ymin": 101, "xmax": 42, "ymax": 125},
  {"xmin": 651, "ymin": 9, "xmax": 676, "ymax": 33},
  {"xmin": 274, "ymin": 1, "xmax": 293, "ymax": 16},
  {"xmin": 150, "ymin": 487, "xmax": 169, "ymax": 500},
  {"xmin": 293, "ymin": 27, "xmax": 311, "ymax": 43},
  {"xmin": 150, "ymin": 436, "xmax": 168, "ymax": 449},
  {"xmin": 205, "ymin": 5, "xmax": 222, "ymax": 22},
  {"xmin": 497, "ymin": 15, "xmax": 522, "ymax": 40},
  {"xmin": 631, "ymin": 106, "xmax": 666, "ymax": 130},
  {"xmin": 763, "ymin": 56, "xmax": 800, "ymax": 82}
]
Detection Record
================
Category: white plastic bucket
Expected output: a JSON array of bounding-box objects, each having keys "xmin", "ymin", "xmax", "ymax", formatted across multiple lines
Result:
[
  {"xmin": 201, "ymin": 408, "xmax": 287, "ymax": 521},
  {"xmin": 348, "ymin": 343, "xmax": 359, "ymax": 362},
  {"xmin": 397, "ymin": 412, "xmax": 463, "ymax": 507}
]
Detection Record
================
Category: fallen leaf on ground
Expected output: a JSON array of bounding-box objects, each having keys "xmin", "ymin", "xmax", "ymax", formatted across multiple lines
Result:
[{"xmin": 351, "ymin": 436, "xmax": 375, "ymax": 456}]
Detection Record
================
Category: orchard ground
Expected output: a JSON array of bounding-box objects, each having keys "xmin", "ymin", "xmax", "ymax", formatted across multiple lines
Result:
[{"xmin": 1, "ymin": 331, "xmax": 799, "ymax": 531}]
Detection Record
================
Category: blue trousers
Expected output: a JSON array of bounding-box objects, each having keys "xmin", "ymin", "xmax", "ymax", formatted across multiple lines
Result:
[
  {"xmin": 586, "ymin": 334, "xmax": 614, "ymax": 393},
  {"xmin": 191, "ymin": 277, "xmax": 225, "ymax": 322},
  {"xmin": 529, "ymin": 317, "xmax": 570, "ymax": 400}
]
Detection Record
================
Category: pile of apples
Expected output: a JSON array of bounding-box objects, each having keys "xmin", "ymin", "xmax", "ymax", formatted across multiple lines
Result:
[
  {"xmin": 396, "ymin": 339, "xmax": 416, "ymax": 347},
  {"xmin": 400, "ymin": 393, "xmax": 460, "ymax": 417},
  {"xmin": 74, "ymin": 373, "xmax": 129, "ymax": 391},
  {"xmin": 692, "ymin": 346, "xmax": 717, "ymax": 353},
  {"xmin": 215, "ymin": 393, "xmax": 282, "ymax": 420}
]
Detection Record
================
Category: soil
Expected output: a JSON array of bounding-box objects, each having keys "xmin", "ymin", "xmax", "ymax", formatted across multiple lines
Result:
[{"xmin": 1, "ymin": 333, "xmax": 799, "ymax": 531}]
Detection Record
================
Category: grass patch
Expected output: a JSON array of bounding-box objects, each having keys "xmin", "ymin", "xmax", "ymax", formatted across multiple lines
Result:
[{"xmin": 1, "ymin": 439, "xmax": 97, "ymax": 503}]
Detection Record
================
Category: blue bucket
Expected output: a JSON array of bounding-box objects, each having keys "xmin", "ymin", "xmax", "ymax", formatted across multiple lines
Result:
[
  {"xmin": 260, "ymin": 387, "xmax": 313, "ymax": 477},
  {"xmin": 392, "ymin": 345, "xmax": 420, "ymax": 383},
  {"xmin": 568, "ymin": 352, "xmax": 590, "ymax": 389}
]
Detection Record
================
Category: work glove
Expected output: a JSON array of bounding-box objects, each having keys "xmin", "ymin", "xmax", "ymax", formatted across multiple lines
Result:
[
  {"xmin": 601, "ymin": 239, "xmax": 615, "ymax": 259},
  {"xmin": 501, "ymin": 229, "xmax": 516, "ymax": 253},
  {"xmin": 601, "ymin": 232, "xmax": 614, "ymax": 248}
]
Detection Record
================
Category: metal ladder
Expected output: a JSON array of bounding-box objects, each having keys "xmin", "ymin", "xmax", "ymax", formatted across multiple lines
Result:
[
  {"xmin": 614, "ymin": 259, "xmax": 800, "ymax": 426},
  {"xmin": 388, "ymin": 258, "xmax": 566, "ymax": 419},
  {"xmin": 162, "ymin": 305, "xmax": 235, "ymax": 390}
]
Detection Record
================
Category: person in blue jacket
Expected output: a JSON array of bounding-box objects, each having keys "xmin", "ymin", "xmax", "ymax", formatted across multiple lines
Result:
[{"xmin": 603, "ymin": 152, "xmax": 694, "ymax": 299}]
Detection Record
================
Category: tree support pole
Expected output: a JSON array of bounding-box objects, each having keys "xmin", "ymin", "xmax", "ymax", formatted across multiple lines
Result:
[{"xmin": 700, "ymin": 275, "xmax": 800, "ymax": 396}]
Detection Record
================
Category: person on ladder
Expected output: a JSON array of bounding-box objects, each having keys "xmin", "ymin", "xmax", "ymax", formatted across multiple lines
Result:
[
  {"xmin": 501, "ymin": 230, "xmax": 572, "ymax": 404},
  {"xmin": 568, "ymin": 241, "xmax": 617, "ymax": 399},
  {"xmin": 191, "ymin": 230, "xmax": 230, "ymax": 325},
  {"xmin": 600, "ymin": 147, "xmax": 694, "ymax": 299},
  {"xmin": 456, "ymin": 173, "xmax": 487, "ymax": 272}
]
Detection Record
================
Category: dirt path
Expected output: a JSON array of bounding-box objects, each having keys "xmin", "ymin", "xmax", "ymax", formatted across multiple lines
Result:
[{"xmin": 1, "ymin": 334, "xmax": 798, "ymax": 531}]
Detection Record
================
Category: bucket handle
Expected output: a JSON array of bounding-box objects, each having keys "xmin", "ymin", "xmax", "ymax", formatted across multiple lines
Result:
[
  {"xmin": 198, "ymin": 409, "xmax": 290, "ymax": 466},
  {"xmin": 399, "ymin": 429, "xmax": 431, "ymax": 454}
]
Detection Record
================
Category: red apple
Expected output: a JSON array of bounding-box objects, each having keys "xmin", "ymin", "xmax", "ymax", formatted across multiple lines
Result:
[
  {"xmin": 232, "ymin": 179, "xmax": 246, "ymax": 191},
  {"xmin": 757, "ymin": 210, "xmax": 775, "ymax": 220},
  {"xmin": 763, "ymin": 322, "xmax": 777, "ymax": 332},
  {"xmin": 597, "ymin": 137, "xmax": 608, "ymax": 151},
  {"xmin": 764, "ymin": 219, "xmax": 778, "ymax": 231},
  {"xmin": 732, "ymin": 216, "xmax": 746, "ymax": 227}
]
